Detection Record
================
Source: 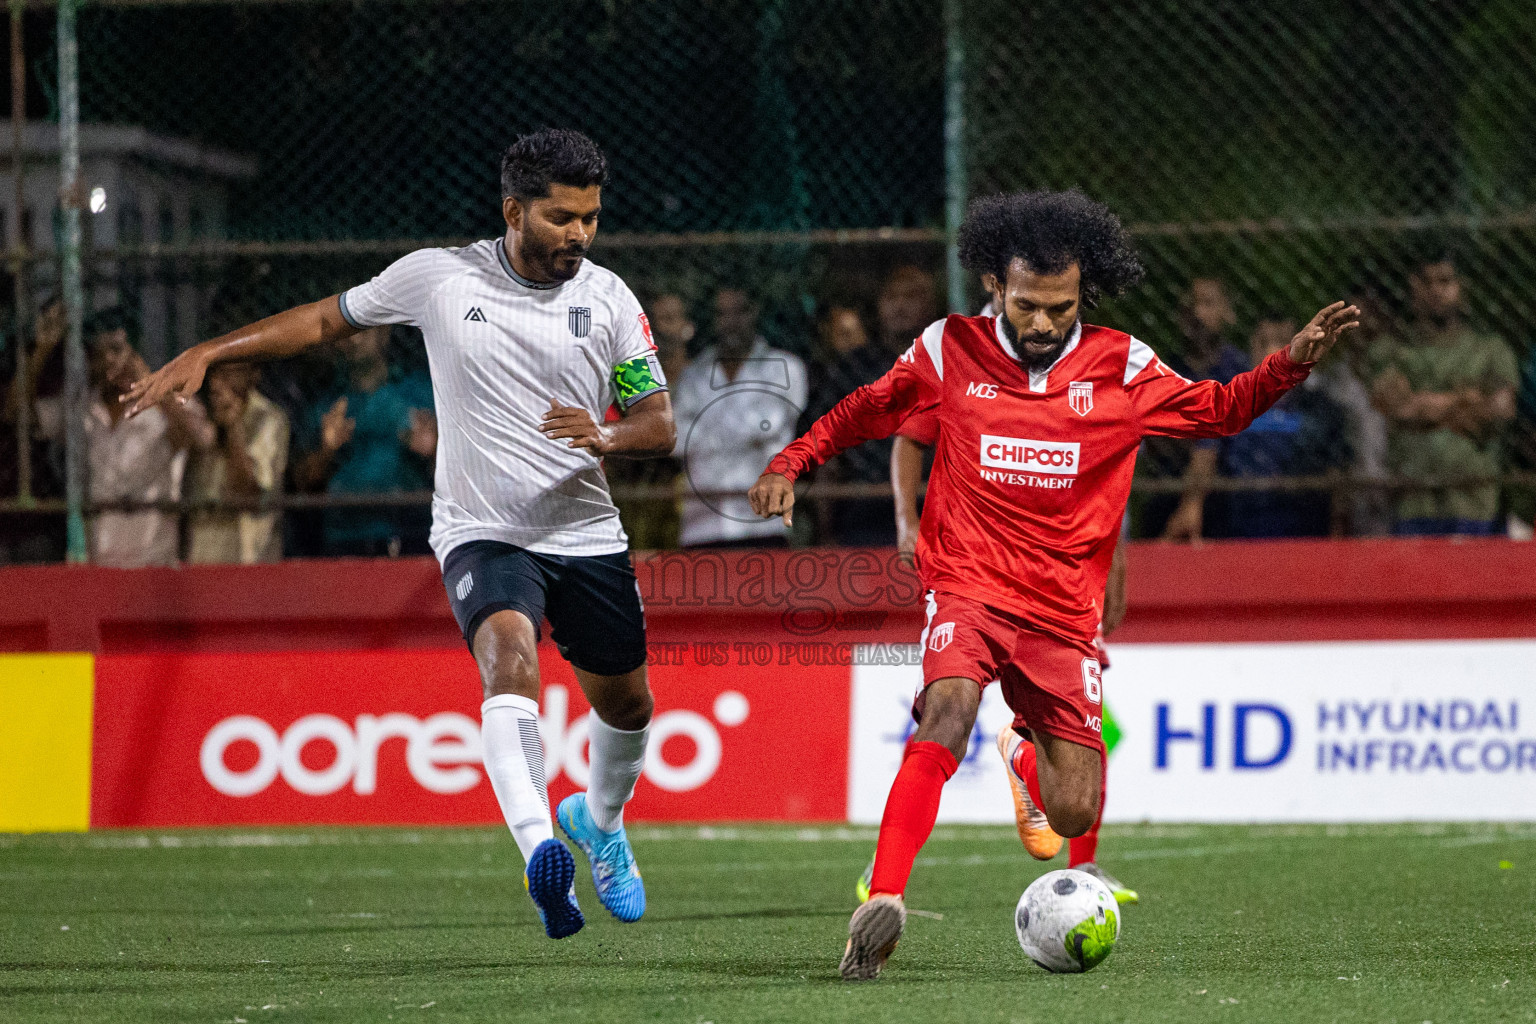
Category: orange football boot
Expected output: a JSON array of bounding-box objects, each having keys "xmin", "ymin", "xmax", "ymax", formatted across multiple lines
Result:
[{"xmin": 996, "ymin": 725, "xmax": 1063, "ymax": 860}]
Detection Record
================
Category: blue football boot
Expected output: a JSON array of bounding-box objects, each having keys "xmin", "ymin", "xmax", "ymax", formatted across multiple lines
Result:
[
  {"xmin": 556, "ymin": 793, "xmax": 646, "ymax": 922},
  {"xmin": 523, "ymin": 837, "xmax": 584, "ymax": 939}
]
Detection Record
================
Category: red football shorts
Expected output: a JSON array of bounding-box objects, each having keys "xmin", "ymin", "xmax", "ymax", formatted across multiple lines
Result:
[{"xmin": 914, "ymin": 590, "xmax": 1106, "ymax": 754}]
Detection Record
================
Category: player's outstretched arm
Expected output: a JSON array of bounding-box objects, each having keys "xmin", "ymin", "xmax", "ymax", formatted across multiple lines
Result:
[
  {"xmin": 1134, "ymin": 301, "xmax": 1358, "ymax": 440},
  {"xmin": 121, "ymin": 295, "xmax": 359, "ymax": 417}
]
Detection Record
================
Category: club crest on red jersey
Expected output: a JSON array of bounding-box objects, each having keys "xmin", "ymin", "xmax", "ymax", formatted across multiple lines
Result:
[{"xmin": 1068, "ymin": 380, "xmax": 1094, "ymax": 416}]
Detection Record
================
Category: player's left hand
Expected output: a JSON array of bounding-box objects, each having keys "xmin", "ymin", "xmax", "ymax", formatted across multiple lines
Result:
[
  {"xmin": 541, "ymin": 400, "xmax": 611, "ymax": 455},
  {"xmin": 1288, "ymin": 302, "xmax": 1360, "ymax": 364}
]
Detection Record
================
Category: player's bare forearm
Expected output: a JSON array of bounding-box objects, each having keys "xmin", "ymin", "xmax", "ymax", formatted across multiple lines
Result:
[
  {"xmin": 540, "ymin": 391, "xmax": 675, "ymax": 458},
  {"xmin": 122, "ymin": 296, "xmax": 358, "ymax": 416},
  {"xmin": 604, "ymin": 392, "xmax": 676, "ymax": 458},
  {"xmin": 891, "ymin": 435, "xmax": 927, "ymax": 561},
  {"xmin": 1103, "ymin": 539, "xmax": 1128, "ymax": 636}
]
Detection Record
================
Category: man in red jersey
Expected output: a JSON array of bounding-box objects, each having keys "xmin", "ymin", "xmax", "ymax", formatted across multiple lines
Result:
[
  {"xmin": 749, "ymin": 189, "xmax": 1358, "ymax": 981},
  {"xmin": 881, "ymin": 398, "xmax": 1138, "ymax": 905}
]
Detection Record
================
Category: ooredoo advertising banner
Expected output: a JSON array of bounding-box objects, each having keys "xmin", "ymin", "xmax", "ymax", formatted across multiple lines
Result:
[
  {"xmin": 86, "ymin": 638, "xmax": 1536, "ymax": 828},
  {"xmin": 92, "ymin": 648, "xmax": 850, "ymax": 827}
]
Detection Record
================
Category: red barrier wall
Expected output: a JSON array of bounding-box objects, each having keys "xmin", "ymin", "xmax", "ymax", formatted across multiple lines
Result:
[{"xmin": 4, "ymin": 539, "xmax": 1531, "ymax": 654}]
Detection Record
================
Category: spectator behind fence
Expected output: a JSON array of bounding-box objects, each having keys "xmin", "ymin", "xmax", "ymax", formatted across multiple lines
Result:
[
  {"xmin": 1, "ymin": 297, "xmax": 68, "ymax": 563},
  {"xmin": 607, "ymin": 293, "xmax": 691, "ymax": 549},
  {"xmin": 647, "ymin": 292, "xmax": 693, "ymax": 384},
  {"xmin": 1368, "ymin": 258, "xmax": 1518, "ymax": 536},
  {"xmin": 292, "ymin": 325, "xmax": 435, "ymax": 557},
  {"xmin": 801, "ymin": 265, "xmax": 938, "ymax": 545},
  {"xmin": 673, "ymin": 287, "xmax": 806, "ymax": 547},
  {"xmin": 1314, "ymin": 287, "xmax": 1394, "ymax": 536},
  {"xmin": 1207, "ymin": 313, "xmax": 1349, "ymax": 538},
  {"xmin": 185, "ymin": 363, "xmax": 290, "ymax": 564},
  {"xmin": 33, "ymin": 306, "xmax": 210, "ymax": 566},
  {"xmin": 1144, "ymin": 277, "xmax": 1249, "ymax": 541}
]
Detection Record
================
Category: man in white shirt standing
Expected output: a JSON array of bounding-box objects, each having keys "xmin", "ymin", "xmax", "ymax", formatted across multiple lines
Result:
[
  {"xmin": 36, "ymin": 308, "xmax": 210, "ymax": 567},
  {"xmin": 123, "ymin": 129, "xmax": 674, "ymax": 941},
  {"xmin": 673, "ymin": 287, "xmax": 807, "ymax": 547}
]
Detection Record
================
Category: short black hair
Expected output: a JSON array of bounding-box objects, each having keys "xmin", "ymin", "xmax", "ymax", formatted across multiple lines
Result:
[
  {"xmin": 957, "ymin": 189, "xmax": 1145, "ymax": 308},
  {"xmin": 500, "ymin": 128, "xmax": 609, "ymax": 202},
  {"xmin": 84, "ymin": 305, "xmax": 131, "ymax": 342}
]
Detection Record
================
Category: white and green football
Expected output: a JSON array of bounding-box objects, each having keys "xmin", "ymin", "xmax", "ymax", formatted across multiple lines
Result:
[{"xmin": 1015, "ymin": 868, "xmax": 1121, "ymax": 973}]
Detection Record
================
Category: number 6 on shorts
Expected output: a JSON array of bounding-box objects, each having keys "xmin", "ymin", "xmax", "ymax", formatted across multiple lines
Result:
[{"xmin": 1081, "ymin": 658, "xmax": 1102, "ymax": 704}]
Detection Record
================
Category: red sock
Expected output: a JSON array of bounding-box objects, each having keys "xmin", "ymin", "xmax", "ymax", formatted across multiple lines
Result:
[
  {"xmin": 1011, "ymin": 736, "xmax": 1046, "ymax": 811},
  {"xmin": 1068, "ymin": 767, "xmax": 1108, "ymax": 867},
  {"xmin": 1069, "ymin": 818, "xmax": 1100, "ymax": 866},
  {"xmin": 868, "ymin": 741, "xmax": 958, "ymax": 897}
]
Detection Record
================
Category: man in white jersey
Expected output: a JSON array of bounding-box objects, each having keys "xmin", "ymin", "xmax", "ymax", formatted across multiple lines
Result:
[{"xmin": 122, "ymin": 129, "xmax": 673, "ymax": 941}]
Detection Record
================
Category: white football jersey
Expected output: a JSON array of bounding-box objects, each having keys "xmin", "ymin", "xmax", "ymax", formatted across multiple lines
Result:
[{"xmin": 340, "ymin": 238, "xmax": 666, "ymax": 561}]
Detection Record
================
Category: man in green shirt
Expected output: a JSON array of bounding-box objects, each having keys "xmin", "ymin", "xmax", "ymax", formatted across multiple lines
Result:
[{"xmin": 1369, "ymin": 258, "xmax": 1518, "ymax": 535}]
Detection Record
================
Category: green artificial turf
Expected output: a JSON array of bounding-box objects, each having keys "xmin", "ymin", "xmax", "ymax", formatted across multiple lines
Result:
[{"xmin": 2, "ymin": 823, "xmax": 1533, "ymax": 1023}]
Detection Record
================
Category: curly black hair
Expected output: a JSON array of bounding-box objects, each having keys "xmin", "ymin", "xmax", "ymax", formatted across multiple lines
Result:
[
  {"xmin": 500, "ymin": 128, "xmax": 609, "ymax": 201},
  {"xmin": 957, "ymin": 189, "xmax": 1145, "ymax": 308}
]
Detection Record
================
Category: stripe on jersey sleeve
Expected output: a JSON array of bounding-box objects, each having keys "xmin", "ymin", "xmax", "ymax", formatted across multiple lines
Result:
[
  {"xmin": 919, "ymin": 318, "xmax": 946, "ymax": 380},
  {"xmin": 1124, "ymin": 335, "xmax": 1159, "ymax": 385},
  {"xmin": 337, "ymin": 289, "xmax": 365, "ymax": 330}
]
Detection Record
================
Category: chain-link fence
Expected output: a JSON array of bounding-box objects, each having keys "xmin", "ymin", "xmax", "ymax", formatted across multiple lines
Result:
[{"xmin": 3, "ymin": 0, "xmax": 1534, "ymax": 563}]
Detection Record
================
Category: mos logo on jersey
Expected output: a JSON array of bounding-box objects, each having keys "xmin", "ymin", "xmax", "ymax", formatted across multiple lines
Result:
[
  {"xmin": 980, "ymin": 435, "xmax": 1080, "ymax": 476},
  {"xmin": 1068, "ymin": 380, "xmax": 1094, "ymax": 416},
  {"xmin": 569, "ymin": 306, "xmax": 592, "ymax": 338}
]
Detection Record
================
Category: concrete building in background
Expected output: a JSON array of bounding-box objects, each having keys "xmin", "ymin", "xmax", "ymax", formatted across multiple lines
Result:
[{"xmin": 0, "ymin": 121, "xmax": 256, "ymax": 367}]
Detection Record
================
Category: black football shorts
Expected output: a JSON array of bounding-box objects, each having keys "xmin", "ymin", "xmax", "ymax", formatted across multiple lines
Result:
[{"xmin": 442, "ymin": 540, "xmax": 647, "ymax": 677}]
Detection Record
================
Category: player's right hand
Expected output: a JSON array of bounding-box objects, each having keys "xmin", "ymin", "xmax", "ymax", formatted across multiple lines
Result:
[
  {"xmin": 748, "ymin": 472, "xmax": 795, "ymax": 528},
  {"xmin": 120, "ymin": 345, "xmax": 210, "ymax": 418}
]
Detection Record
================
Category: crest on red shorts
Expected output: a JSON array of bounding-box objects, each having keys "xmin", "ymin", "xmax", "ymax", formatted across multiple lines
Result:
[
  {"xmin": 928, "ymin": 621, "xmax": 955, "ymax": 653},
  {"xmin": 1068, "ymin": 380, "xmax": 1094, "ymax": 416}
]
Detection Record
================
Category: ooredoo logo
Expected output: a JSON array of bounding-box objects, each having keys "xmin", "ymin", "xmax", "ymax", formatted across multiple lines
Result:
[
  {"xmin": 979, "ymin": 435, "xmax": 1079, "ymax": 475},
  {"xmin": 199, "ymin": 685, "xmax": 751, "ymax": 799}
]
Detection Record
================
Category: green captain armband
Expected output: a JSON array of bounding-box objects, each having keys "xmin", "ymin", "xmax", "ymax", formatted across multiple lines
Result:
[{"xmin": 612, "ymin": 353, "xmax": 667, "ymax": 408}]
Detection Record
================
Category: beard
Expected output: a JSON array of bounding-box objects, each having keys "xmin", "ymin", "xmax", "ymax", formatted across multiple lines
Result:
[
  {"xmin": 1000, "ymin": 314, "xmax": 1071, "ymax": 372},
  {"xmin": 521, "ymin": 231, "xmax": 588, "ymax": 282}
]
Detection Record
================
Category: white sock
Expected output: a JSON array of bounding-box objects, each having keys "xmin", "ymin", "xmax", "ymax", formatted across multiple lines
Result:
[
  {"xmin": 585, "ymin": 714, "xmax": 649, "ymax": 833},
  {"xmin": 481, "ymin": 694, "xmax": 554, "ymax": 862}
]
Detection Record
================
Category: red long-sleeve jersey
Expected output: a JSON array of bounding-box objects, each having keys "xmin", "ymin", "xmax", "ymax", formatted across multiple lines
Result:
[{"xmin": 766, "ymin": 314, "xmax": 1313, "ymax": 647}]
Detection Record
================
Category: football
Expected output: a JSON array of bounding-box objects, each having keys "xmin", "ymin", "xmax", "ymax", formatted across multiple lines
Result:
[{"xmin": 1015, "ymin": 869, "xmax": 1121, "ymax": 973}]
